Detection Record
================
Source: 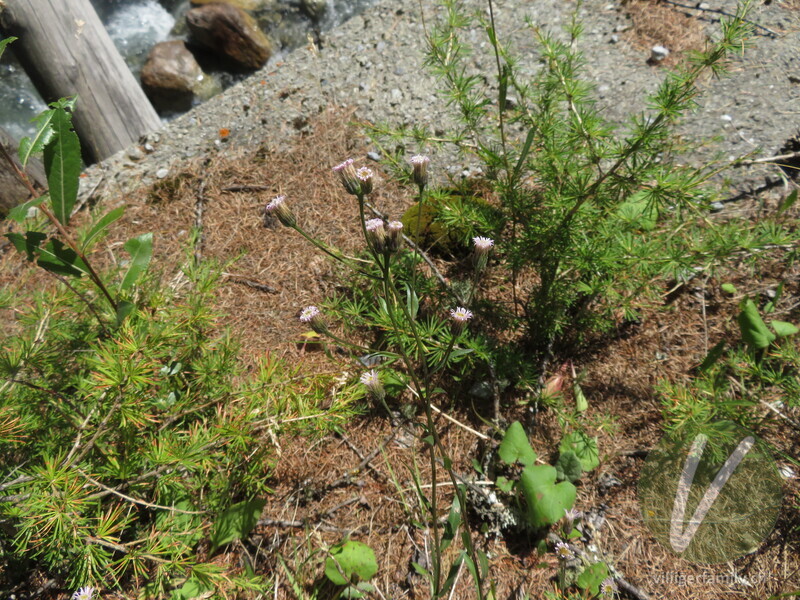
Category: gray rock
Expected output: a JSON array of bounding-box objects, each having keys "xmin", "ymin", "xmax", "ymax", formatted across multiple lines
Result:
[
  {"xmin": 156, "ymin": 168, "xmax": 170, "ymax": 179},
  {"xmin": 186, "ymin": 3, "xmax": 273, "ymax": 70},
  {"xmin": 650, "ymin": 45, "xmax": 670, "ymax": 62}
]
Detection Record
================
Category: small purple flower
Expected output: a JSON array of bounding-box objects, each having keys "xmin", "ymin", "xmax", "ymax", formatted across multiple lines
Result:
[
  {"xmin": 299, "ymin": 306, "xmax": 328, "ymax": 335},
  {"xmin": 333, "ymin": 158, "xmax": 361, "ymax": 196},
  {"xmin": 265, "ymin": 194, "xmax": 296, "ymax": 227},
  {"xmin": 72, "ymin": 588, "xmax": 96, "ymax": 600},
  {"xmin": 599, "ymin": 577, "xmax": 617, "ymax": 596},
  {"xmin": 449, "ymin": 306, "xmax": 473, "ymax": 334},
  {"xmin": 365, "ymin": 218, "xmax": 387, "ymax": 252},
  {"xmin": 356, "ymin": 166, "xmax": 374, "ymax": 195},
  {"xmin": 472, "ymin": 236, "xmax": 494, "ymax": 255},
  {"xmin": 554, "ymin": 541, "xmax": 573, "ymax": 560},
  {"xmin": 410, "ymin": 154, "xmax": 430, "ymax": 189},
  {"xmin": 564, "ymin": 508, "xmax": 580, "ymax": 523},
  {"xmin": 360, "ymin": 369, "xmax": 385, "ymax": 401},
  {"xmin": 387, "ymin": 220, "xmax": 403, "ymax": 252}
]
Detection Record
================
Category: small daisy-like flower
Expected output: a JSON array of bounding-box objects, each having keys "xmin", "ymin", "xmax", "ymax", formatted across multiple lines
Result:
[
  {"xmin": 387, "ymin": 220, "xmax": 403, "ymax": 252},
  {"xmin": 360, "ymin": 369, "xmax": 385, "ymax": 401},
  {"xmin": 356, "ymin": 166, "xmax": 374, "ymax": 195},
  {"xmin": 72, "ymin": 588, "xmax": 96, "ymax": 600},
  {"xmin": 365, "ymin": 218, "xmax": 387, "ymax": 252},
  {"xmin": 265, "ymin": 194, "xmax": 296, "ymax": 227},
  {"xmin": 333, "ymin": 158, "xmax": 361, "ymax": 196},
  {"xmin": 449, "ymin": 306, "xmax": 473, "ymax": 334},
  {"xmin": 472, "ymin": 236, "xmax": 494, "ymax": 254},
  {"xmin": 450, "ymin": 307, "xmax": 473, "ymax": 322},
  {"xmin": 299, "ymin": 306, "xmax": 328, "ymax": 335},
  {"xmin": 564, "ymin": 508, "xmax": 580, "ymax": 523},
  {"xmin": 409, "ymin": 154, "xmax": 430, "ymax": 189},
  {"xmin": 599, "ymin": 577, "xmax": 617, "ymax": 596},
  {"xmin": 554, "ymin": 541, "xmax": 573, "ymax": 561}
]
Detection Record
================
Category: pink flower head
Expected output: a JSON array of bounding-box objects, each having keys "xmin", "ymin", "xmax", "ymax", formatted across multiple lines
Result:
[
  {"xmin": 387, "ymin": 220, "xmax": 403, "ymax": 252},
  {"xmin": 409, "ymin": 154, "xmax": 430, "ymax": 189},
  {"xmin": 299, "ymin": 306, "xmax": 320, "ymax": 323},
  {"xmin": 364, "ymin": 218, "xmax": 387, "ymax": 252},
  {"xmin": 72, "ymin": 589, "xmax": 96, "ymax": 600},
  {"xmin": 554, "ymin": 541, "xmax": 573, "ymax": 560},
  {"xmin": 265, "ymin": 194, "xmax": 296, "ymax": 227},
  {"xmin": 333, "ymin": 158, "xmax": 361, "ymax": 196},
  {"xmin": 356, "ymin": 166, "xmax": 374, "ymax": 195},
  {"xmin": 600, "ymin": 577, "xmax": 617, "ymax": 596},
  {"xmin": 450, "ymin": 307, "xmax": 473, "ymax": 323},
  {"xmin": 360, "ymin": 369, "xmax": 386, "ymax": 402},
  {"xmin": 472, "ymin": 236, "xmax": 494, "ymax": 254}
]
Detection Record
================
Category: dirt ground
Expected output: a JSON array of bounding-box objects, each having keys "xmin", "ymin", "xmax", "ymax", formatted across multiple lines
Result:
[{"xmin": 1, "ymin": 0, "xmax": 800, "ymax": 599}]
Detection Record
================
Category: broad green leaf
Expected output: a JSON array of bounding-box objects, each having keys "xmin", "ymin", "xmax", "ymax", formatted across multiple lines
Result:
[
  {"xmin": 573, "ymin": 382, "xmax": 588, "ymax": 412},
  {"xmin": 81, "ymin": 205, "xmax": 125, "ymax": 251},
  {"xmin": 170, "ymin": 576, "xmax": 212, "ymax": 600},
  {"xmin": 7, "ymin": 194, "xmax": 47, "ymax": 225},
  {"xmin": 721, "ymin": 283, "xmax": 737, "ymax": 295},
  {"xmin": 519, "ymin": 464, "xmax": 576, "ymax": 528},
  {"xmin": 778, "ymin": 189, "xmax": 797, "ymax": 214},
  {"xmin": 738, "ymin": 298, "xmax": 775, "ymax": 350},
  {"xmin": 771, "ymin": 320, "xmax": 799, "ymax": 337},
  {"xmin": 495, "ymin": 476, "xmax": 514, "ymax": 493},
  {"xmin": 555, "ymin": 450, "xmax": 583, "ymax": 483},
  {"xmin": 44, "ymin": 106, "xmax": 82, "ymax": 224},
  {"xmin": 209, "ymin": 498, "xmax": 265, "ymax": 552},
  {"xmin": 440, "ymin": 493, "xmax": 462, "ymax": 553},
  {"xmin": 0, "ymin": 37, "xmax": 17, "ymax": 61},
  {"xmin": 324, "ymin": 540, "xmax": 378, "ymax": 585},
  {"xmin": 38, "ymin": 238, "xmax": 89, "ymax": 277},
  {"xmin": 498, "ymin": 421, "xmax": 537, "ymax": 467},
  {"xmin": 6, "ymin": 231, "xmax": 46, "ymax": 261},
  {"xmin": 576, "ymin": 562, "xmax": 610, "ymax": 596},
  {"xmin": 559, "ymin": 432, "xmax": 599, "ymax": 472},
  {"xmin": 120, "ymin": 233, "xmax": 154, "ymax": 291},
  {"xmin": 405, "ymin": 284, "xmax": 419, "ymax": 319}
]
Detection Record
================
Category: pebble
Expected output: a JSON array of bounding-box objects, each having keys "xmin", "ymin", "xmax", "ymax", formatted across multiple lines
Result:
[
  {"xmin": 127, "ymin": 146, "xmax": 144, "ymax": 161},
  {"xmin": 367, "ymin": 151, "xmax": 381, "ymax": 161},
  {"xmin": 710, "ymin": 201, "xmax": 724, "ymax": 212},
  {"xmin": 156, "ymin": 168, "xmax": 170, "ymax": 179},
  {"xmin": 143, "ymin": 143, "xmax": 155, "ymax": 153},
  {"xmin": 650, "ymin": 45, "xmax": 669, "ymax": 62},
  {"xmin": 721, "ymin": 114, "xmax": 733, "ymax": 122},
  {"xmin": 610, "ymin": 33, "xmax": 619, "ymax": 43}
]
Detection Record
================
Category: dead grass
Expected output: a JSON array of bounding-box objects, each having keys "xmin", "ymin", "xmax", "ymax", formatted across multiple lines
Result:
[{"xmin": 623, "ymin": 0, "xmax": 707, "ymax": 64}]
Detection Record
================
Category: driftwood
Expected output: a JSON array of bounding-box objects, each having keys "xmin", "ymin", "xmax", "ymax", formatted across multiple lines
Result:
[
  {"xmin": 0, "ymin": 0, "xmax": 161, "ymax": 163},
  {"xmin": 0, "ymin": 125, "xmax": 46, "ymax": 217}
]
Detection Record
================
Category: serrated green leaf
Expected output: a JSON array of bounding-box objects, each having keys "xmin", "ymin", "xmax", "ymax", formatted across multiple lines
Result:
[
  {"xmin": 559, "ymin": 432, "xmax": 599, "ymax": 472},
  {"xmin": 325, "ymin": 540, "xmax": 378, "ymax": 585},
  {"xmin": 19, "ymin": 108, "xmax": 56, "ymax": 167},
  {"xmin": 44, "ymin": 106, "xmax": 82, "ymax": 224},
  {"xmin": 771, "ymin": 320, "xmax": 799, "ymax": 337},
  {"xmin": 7, "ymin": 195, "xmax": 47, "ymax": 225},
  {"xmin": 738, "ymin": 298, "xmax": 775, "ymax": 350},
  {"xmin": 209, "ymin": 498, "xmax": 266, "ymax": 552},
  {"xmin": 120, "ymin": 233, "xmax": 153, "ymax": 291},
  {"xmin": 498, "ymin": 421, "xmax": 537, "ymax": 467}
]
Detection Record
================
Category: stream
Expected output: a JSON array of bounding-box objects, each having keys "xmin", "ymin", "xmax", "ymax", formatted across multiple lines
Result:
[{"xmin": 0, "ymin": 0, "xmax": 377, "ymax": 142}]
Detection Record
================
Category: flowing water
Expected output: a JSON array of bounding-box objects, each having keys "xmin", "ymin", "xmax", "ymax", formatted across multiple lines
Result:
[{"xmin": 0, "ymin": 0, "xmax": 377, "ymax": 141}]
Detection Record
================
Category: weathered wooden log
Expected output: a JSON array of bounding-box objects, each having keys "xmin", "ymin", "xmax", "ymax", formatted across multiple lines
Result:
[
  {"xmin": 0, "ymin": 125, "xmax": 46, "ymax": 218},
  {"xmin": 0, "ymin": 0, "xmax": 162, "ymax": 163}
]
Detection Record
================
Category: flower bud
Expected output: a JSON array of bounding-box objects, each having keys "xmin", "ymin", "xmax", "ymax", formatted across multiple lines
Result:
[
  {"xmin": 365, "ymin": 218, "xmax": 387, "ymax": 253},
  {"xmin": 449, "ymin": 306, "xmax": 473, "ymax": 334},
  {"xmin": 386, "ymin": 220, "xmax": 404, "ymax": 253},
  {"xmin": 333, "ymin": 158, "xmax": 361, "ymax": 196},
  {"xmin": 472, "ymin": 236, "xmax": 494, "ymax": 272},
  {"xmin": 410, "ymin": 154, "xmax": 430, "ymax": 189},
  {"xmin": 360, "ymin": 369, "xmax": 385, "ymax": 402},
  {"xmin": 299, "ymin": 305, "xmax": 328, "ymax": 335},
  {"xmin": 265, "ymin": 195, "xmax": 296, "ymax": 228},
  {"xmin": 356, "ymin": 166, "xmax": 374, "ymax": 195}
]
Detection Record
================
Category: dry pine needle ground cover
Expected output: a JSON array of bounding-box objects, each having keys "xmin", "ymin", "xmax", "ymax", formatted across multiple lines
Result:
[{"xmin": 1, "ymin": 106, "xmax": 799, "ymax": 599}]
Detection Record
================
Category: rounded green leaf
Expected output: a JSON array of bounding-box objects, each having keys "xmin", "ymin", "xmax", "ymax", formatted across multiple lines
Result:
[
  {"xmin": 325, "ymin": 540, "xmax": 378, "ymax": 585},
  {"xmin": 498, "ymin": 421, "xmax": 537, "ymax": 467}
]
